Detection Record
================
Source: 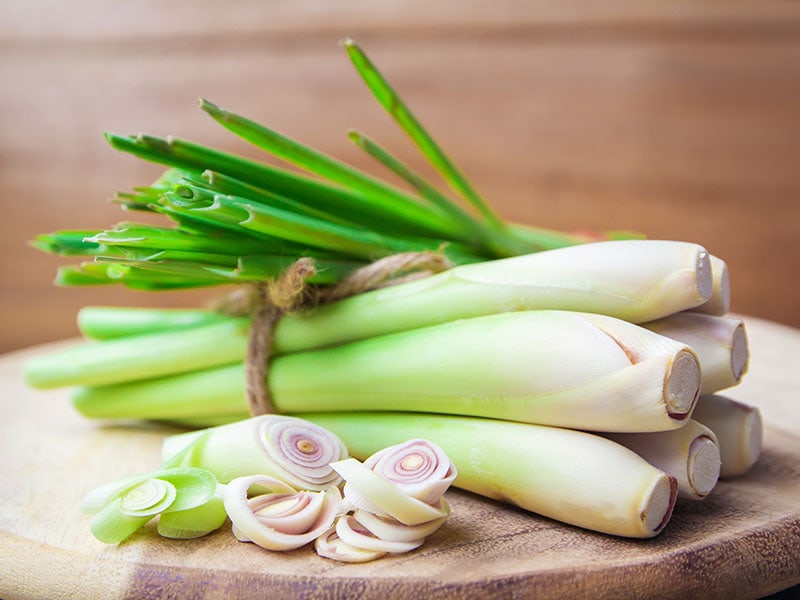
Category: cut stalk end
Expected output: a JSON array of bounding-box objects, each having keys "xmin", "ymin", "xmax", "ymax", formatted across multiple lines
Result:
[
  {"xmin": 643, "ymin": 475, "xmax": 677, "ymax": 535},
  {"xmin": 665, "ymin": 349, "xmax": 701, "ymax": 419},
  {"xmin": 687, "ymin": 436, "xmax": 722, "ymax": 498},
  {"xmin": 731, "ymin": 323, "xmax": 749, "ymax": 382}
]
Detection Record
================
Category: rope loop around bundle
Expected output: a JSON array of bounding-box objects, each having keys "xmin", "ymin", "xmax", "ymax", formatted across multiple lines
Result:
[{"xmin": 217, "ymin": 251, "xmax": 454, "ymax": 416}]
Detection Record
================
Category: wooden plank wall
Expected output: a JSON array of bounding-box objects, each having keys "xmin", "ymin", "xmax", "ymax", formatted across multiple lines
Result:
[{"xmin": 2, "ymin": 0, "xmax": 799, "ymax": 353}]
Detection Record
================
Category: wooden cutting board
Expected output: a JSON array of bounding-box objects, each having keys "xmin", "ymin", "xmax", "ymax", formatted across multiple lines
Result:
[{"xmin": 1, "ymin": 317, "xmax": 799, "ymax": 599}]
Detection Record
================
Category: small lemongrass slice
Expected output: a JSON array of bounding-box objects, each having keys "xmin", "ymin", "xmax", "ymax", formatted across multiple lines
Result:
[
  {"xmin": 692, "ymin": 394, "xmax": 764, "ymax": 477},
  {"xmin": 331, "ymin": 458, "xmax": 448, "ymax": 525},
  {"xmin": 336, "ymin": 515, "xmax": 425, "ymax": 554},
  {"xmin": 314, "ymin": 526, "xmax": 387, "ymax": 563},
  {"xmin": 363, "ymin": 439, "xmax": 456, "ymax": 504},
  {"xmin": 604, "ymin": 420, "xmax": 721, "ymax": 500},
  {"xmin": 644, "ymin": 313, "xmax": 749, "ymax": 394},
  {"xmin": 353, "ymin": 500, "xmax": 450, "ymax": 543},
  {"xmin": 157, "ymin": 485, "xmax": 227, "ymax": 539},
  {"xmin": 690, "ymin": 255, "xmax": 730, "ymax": 316},
  {"xmin": 223, "ymin": 475, "xmax": 341, "ymax": 551},
  {"xmin": 161, "ymin": 415, "xmax": 348, "ymax": 490}
]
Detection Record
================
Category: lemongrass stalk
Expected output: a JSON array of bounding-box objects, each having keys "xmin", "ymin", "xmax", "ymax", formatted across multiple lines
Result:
[
  {"xmin": 161, "ymin": 415, "xmax": 348, "ymax": 491},
  {"xmin": 270, "ymin": 310, "xmax": 700, "ymax": 433},
  {"xmin": 71, "ymin": 364, "xmax": 246, "ymax": 420},
  {"xmin": 24, "ymin": 319, "xmax": 249, "ymax": 389},
  {"xmin": 691, "ymin": 394, "xmax": 764, "ymax": 477},
  {"xmin": 273, "ymin": 240, "xmax": 713, "ymax": 354},
  {"xmin": 77, "ymin": 306, "xmax": 234, "ymax": 340},
  {"xmin": 603, "ymin": 420, "xmax": 721, "ymax": 500},
  {"xmin": 305, "ymin": 412, "xmax": 677, "ymax": 538},
  {"xmin": 690, "ymin": 255, "xmax": 730, "ymax": 316},
  {"xmin": 644, "ymin": 313, "xmax": 749, "ymax": 394}
]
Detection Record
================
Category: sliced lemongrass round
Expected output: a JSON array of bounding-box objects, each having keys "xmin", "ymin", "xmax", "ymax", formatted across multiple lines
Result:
[
  {"xmin": 119, "ymin": 479, "xmax": 177, "ymax": 517},
  {"xmin": 314, "ymin": 526, "xmax": 387, "ymax": 563},
  {"xmin": 362, "ymin": 439, "xmax": 456, "ymax": 504},
  {"xmin": 161, "ymin": 415, "xmax": 348, "ymax": 490},
  {"xmin": 335, "ymin": 515, "xmax": 424, "ymax": 554},
  {"xmin": 331, "ymin": 458, "xmax": 449, "ymax": 526},
  {"xmin": 353, "ymin": 501, "xmax": 449, "ymax": 543},
  {"xmin": 223, "ymin": 475, "xmax": 341, "ymax": 551}
]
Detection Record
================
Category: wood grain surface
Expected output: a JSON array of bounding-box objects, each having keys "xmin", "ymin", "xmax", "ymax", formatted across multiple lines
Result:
[
  {"xmin": 1, "ymin": 316, "xmax": 799, "ymax": 599},
  {"xmin": 1, "ymin": 0, "xmax": 799, "ymax": 354}
]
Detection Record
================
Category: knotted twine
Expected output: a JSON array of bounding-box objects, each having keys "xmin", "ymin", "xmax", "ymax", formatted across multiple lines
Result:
[{"xmin": 215, "ymin": 251, "xmax": 454, "ymax": 416}]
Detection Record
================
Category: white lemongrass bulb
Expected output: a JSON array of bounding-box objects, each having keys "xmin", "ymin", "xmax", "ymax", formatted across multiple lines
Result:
[
  {"xmin": 644, "ymin": 313, "xmax": 749, "ymax": 394},
  {"xmin": 223, "ymin": 475, "xmax": 341, "ymax": 551},
  {"xmin": 161, "ymin": 415, "xmax": 348, "ymax": 490},
  {"xmin": 272, "ymin": 311, "xmax": 701, "ymax": 433},
  {"xmin": 314, "ymin": 526, "xmax": 387, "ymax": 563},
  {"xmin": 306, "ymin": 412, "xmax": 678, "ymax": 539},
  {"xmin": 689, "ymin": 255, "xmax": 730, "ymax": 316},
  {"xmin": 604, "ymin": 420, "xmax": 721, "ymax": 500},
  {"xmin": 692, "ymin": 394, "xmax": 764, "ymax": 477},
  {"xmin": 274, "ymin": 239, "xmax": 713, "ymax": 353}
]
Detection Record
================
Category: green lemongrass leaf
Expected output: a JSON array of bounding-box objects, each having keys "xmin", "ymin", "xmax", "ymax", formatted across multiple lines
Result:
[
  {"xmin": 87, "ymin": 222, "xmax": 276, "ymax": 255},
  {"xmin": 55, "ymin": 265, "xmax": 118, "ymax": 286},
  {"xmin": 25, "ymin": 318, "xmax": 250, "ymax": 389},
  {"xmin": 58, "ymin": 261, "xmax": 228, "ymax": 290},
  {"xmin": 199, "ymin": 98, "xmax": 457, "ymax": 233},
  {"xmin": 31, "ymin": 231, "xmax": 108, "ymax": 256},
  {"xmin": 347, "ymin": 129, "xmax": 507, "ymax": 252},
  {"xmin": 342, "ymin": 39, "xmax": 503, "ymax": 230},
  {"xmin": 157, "ymin": 490, "xmax": 227, "ymax": 539},
  {"xmin": 162, "ymin": 188, "xmax": 474, "ymax": 263},
  {"xmin": 199, "ymin": 170, "xmax": 357, "ymax": 229},
  {"xmin": 72, "ymin": 363, "xmax": 246, "ymax": 420},
  {"xmin": 105, "ymin": 132, "xmax": 461, "ymax": 240},
  {"xmin": 77, "ymin": 307, "xmax": 234, "ymax": 340},
  {"xmin": 89, "ymin": 498, "xmax": 154, "ymax": 544}
]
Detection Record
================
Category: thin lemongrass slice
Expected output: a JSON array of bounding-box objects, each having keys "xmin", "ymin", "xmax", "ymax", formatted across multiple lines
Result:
[
  {"xmin": 223, "ymin": 475, "xmax": 341, "ymax": 551},
  {"xmin": 306, "ymin": 412, "xmax": 677, "ymax": 538},
  {"xmin": 604, "ymin": 420, "xmax": 721, "ymax": 500},
  {"xmin": 77, "ymin": 306, "xmax": 235, "ymax": 340},
  {"xmin": 161, "ymin": 415, "xmax": 348, "ymax": 490},
  {"xmin": 361, "ymin": 439, "xmax": 456, "ymax": 504},
  {"xmin": 315, "ymin": 526, "xmax": 387, "ymax": 563},
  {"xmin": 644, "ymin": 313, "xmax": 749, "ymax": 394},
  {"xmin": 692, "ymin": 394, "xmax": 764, "ymax": 477},
  {"xmin": 271, "ymin": 311, "xmax": 700, "ymax": 432},
  {"xmin": 690, "ymin": 255, "xmax": 730, "ymax": 316},
  {"xmin": 342, "ymin": 39, "xmax": 504, "ymax": 232},
  {"xmin": 24, "ymin": 319, "xmax": 249, "ymax": 389},
  {"xmin": 335, "ymin": 515, "xmax": 425, "ymax": 554},
  {"xmin": 273, "ymin": 239, "xmax": 713, "ymax": 354},
  {"xmin": 353, "ymin": 502, "xmax": 450, "ymax": 543},
  {"xmin": 331, "ymin": 458, "xmax": 451, "ymax": 526}
]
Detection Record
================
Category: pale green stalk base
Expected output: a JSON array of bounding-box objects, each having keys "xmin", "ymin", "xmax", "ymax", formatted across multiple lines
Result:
[{"xmin": 303, "ymin": 412, "xmax": 677, "ymax": 538}]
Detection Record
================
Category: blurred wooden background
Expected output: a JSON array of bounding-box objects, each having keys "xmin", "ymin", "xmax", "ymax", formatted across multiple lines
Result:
[{"xmin": 2, "ymin": 0, "xmax": 799, "ymax": 354}]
